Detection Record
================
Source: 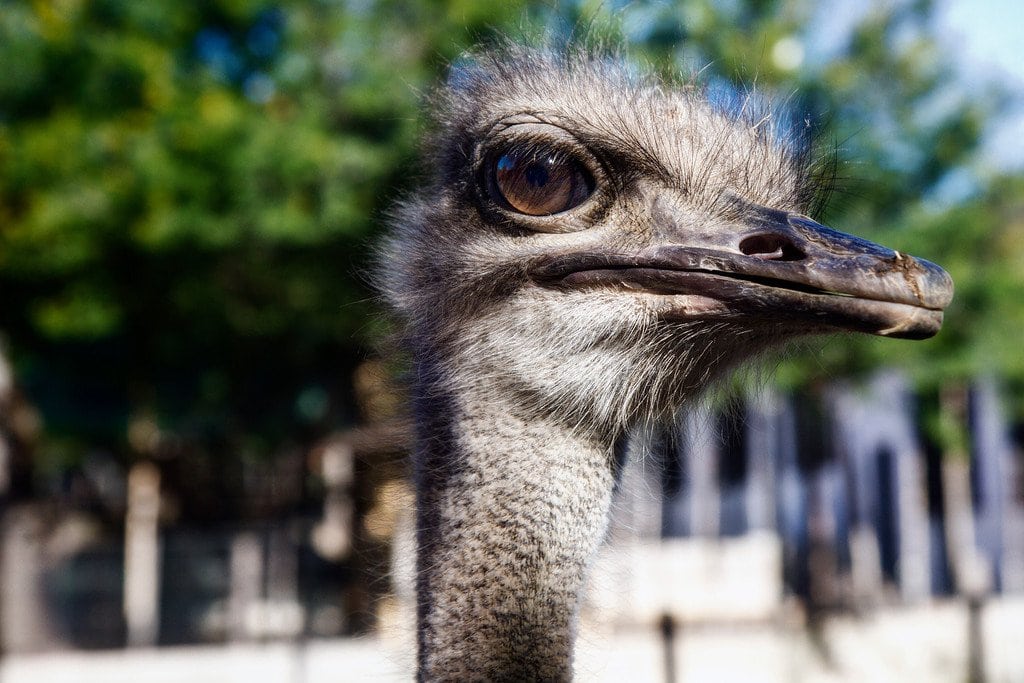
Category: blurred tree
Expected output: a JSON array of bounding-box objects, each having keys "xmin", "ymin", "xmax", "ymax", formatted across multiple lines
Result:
[
  {"xmin": 0, "ymin": 0, "xmax": 534, "ymax": 514},
  {"xmin": 1, "ymin": 0, "xmax": 1022, "ymax": 516}
]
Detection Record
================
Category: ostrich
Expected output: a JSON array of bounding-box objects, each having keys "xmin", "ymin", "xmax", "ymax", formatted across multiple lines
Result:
[{"xmin": 380, "ymin": 47, "xmax": 952, "ymax": 681}]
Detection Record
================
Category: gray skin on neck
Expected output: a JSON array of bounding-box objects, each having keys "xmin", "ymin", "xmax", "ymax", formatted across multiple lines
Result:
[{"xmin": 380, "ymin": 46, "xmax": 951, "ymax": 682}]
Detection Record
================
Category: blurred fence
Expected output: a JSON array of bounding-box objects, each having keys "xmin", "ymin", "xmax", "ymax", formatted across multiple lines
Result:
[
  {"xmin": 598, "ymin": 371, "xmax": 1024, "ymax": 616},
  {"xmin": 0, "ymin": 370, "xmax": 1022, "ymax": 663}
]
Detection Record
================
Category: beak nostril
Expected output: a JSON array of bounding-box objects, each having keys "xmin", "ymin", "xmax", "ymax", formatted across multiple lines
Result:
[{"xmin": 739, "ymin": 234, "xmax": 806, "ymax": 261}]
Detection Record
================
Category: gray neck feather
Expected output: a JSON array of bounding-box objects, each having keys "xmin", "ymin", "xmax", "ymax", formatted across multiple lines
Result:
[{"xmin": 413, "ymin": 358, "xmax": 615, "ymax": 681}]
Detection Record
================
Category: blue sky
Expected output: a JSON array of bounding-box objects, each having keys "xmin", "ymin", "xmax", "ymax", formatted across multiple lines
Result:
[
  {"xmin": 810, "ymin": 0, "xmax": 1023, "ymax": 170},
  {"xmin": 937, "ymin": 0, "xmax": 1024, "ymax": 170},
  {"xmin": 939, "ymin": 0, "xmax": 1024, "ymax": 84}
]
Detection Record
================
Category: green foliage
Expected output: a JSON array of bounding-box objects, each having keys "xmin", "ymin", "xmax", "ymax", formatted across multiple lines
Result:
[
  {"xmin": 0, "ymin": 0, "xmax": 532, "ymax": 471},
  {"xmin": 874, "ymin": 176, "xmax": 1024, "ymax": 408},
  {"xmin": 1, "ymin": 0, "xmax": 1022, "ymax": 483}
]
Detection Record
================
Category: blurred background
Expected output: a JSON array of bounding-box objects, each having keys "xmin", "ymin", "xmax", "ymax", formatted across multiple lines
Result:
[{"xmin": 0, "ymin": 0, "xmax": 1022, "ymax": 681}]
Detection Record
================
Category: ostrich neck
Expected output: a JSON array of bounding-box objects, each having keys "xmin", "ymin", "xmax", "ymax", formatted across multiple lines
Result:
[{"xmin": 412, "ymin": 359, "xmax": 617, "ymax": 681}]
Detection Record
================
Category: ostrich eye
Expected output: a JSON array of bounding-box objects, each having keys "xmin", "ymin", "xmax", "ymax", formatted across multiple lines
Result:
[{"xmin": 491, "ymin": 148, "xmax": 594, "ymax": 216}]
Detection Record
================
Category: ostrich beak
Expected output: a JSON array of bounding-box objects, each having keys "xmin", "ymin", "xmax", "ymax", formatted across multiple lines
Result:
[{"xmin": 530, "ymin": 211, "xmax": 954, "ymax": 340}]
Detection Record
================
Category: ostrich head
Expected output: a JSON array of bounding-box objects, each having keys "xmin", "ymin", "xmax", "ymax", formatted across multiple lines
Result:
[
  {"xmin": 379, "ymin": 46, "xmax": 953, "ymax": 681},
  {"xmin": 382, "ymin": 47, "xmax": 952, "ymax": 436}
]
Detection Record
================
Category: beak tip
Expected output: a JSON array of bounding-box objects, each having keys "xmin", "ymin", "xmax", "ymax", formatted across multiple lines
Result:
[{"xmin": 915, "ymin": 257, "xmax": 955, "ymax": 310}]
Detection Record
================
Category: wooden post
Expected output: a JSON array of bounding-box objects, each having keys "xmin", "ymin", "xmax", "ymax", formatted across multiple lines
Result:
[
  {"xmin": 228, "ymin": 531, "xmax": 263, "ymax": 641},
  {"xmin": 967, "ymin": 594, "xmax": 987, "ymax": 683},
  {"xmin": 685, "ymin": 405, "xmax": 719, "ymax": 538},
  {"xmin": 0, "ymin": 344, "xmax": 11, "ymax": 658},
  {"xmin": 311, "ymin": 441, "xmax": 355, "ymax": 561},
  {"xmin": 124, "ymin": 462, "xmax": 161, "ymax": 648},
  {"xmin": 745, "ymin": 389, "xmax": 780, "ymax": 533}
]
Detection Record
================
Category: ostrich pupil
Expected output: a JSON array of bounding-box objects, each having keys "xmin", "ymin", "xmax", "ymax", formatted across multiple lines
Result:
[{"xmin": 524, "ymin": 160, "xmax": 550, "ymax": 187}]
